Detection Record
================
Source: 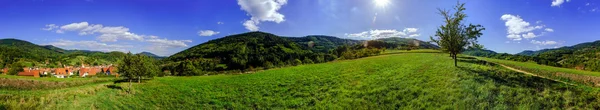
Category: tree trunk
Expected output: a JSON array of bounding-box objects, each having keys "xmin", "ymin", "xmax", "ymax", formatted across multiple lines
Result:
[
  {"xmin": 128, "ymin": 79, "xmax": 132, "ymax": 94},
  {"xmin": 138, "ymin": 76, "xmax": 141, "ymax": 83},
  {"xmin": 453, "ymin": 54, "xmax": 458, "ymax": 67}
]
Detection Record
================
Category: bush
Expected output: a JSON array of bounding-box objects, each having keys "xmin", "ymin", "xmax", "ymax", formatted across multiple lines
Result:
[
  {"xmin": 303, "ymin": 58, "xmax": 314, "ymax": 64},
  {"xmin": 292, "ymin": 59, "xmax": 302, "ymax": 66},
  {"xmin": 8, "ymin": 62, "xmax": 24, "ymax": 75}
]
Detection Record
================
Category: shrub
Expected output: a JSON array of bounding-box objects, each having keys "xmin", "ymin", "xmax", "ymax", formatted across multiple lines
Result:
[{"xmin": 292, "ymin": 59, "xmax": 302, "ymax": 66}]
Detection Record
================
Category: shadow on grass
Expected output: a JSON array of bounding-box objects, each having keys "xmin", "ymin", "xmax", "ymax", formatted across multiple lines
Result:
[
  {"xmin": 106, "ymin": 84, "xmax": 123, "ymax": 90},
  {"xmin": 113, "ymin": 79, "xmax": 153, "ymax": 84},
  {"xmin": 457, "ymin": 58, "xmax": 568, "ymax": 90}
]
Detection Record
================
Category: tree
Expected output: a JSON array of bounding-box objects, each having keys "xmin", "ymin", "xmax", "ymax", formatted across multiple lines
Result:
[
  {"xmin": 430, "ymin": 2, "xmax": 485, "ymax": 67},
  {"xmin": 8, "ymin": 61, "xmax": 25, "ymax": 75},
  {"xmin": 117, "ymin": 52, "xmax": 159, "ymax": 93}
]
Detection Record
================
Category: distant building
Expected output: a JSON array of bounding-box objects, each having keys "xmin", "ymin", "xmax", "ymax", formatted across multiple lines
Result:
[
  {"xmin": 18, "ymin": 69, "xmax": 40, "ymax": 77},
  {"xmin": 2, "ymin": 68, "xmax": 7, "ymax": 75}
]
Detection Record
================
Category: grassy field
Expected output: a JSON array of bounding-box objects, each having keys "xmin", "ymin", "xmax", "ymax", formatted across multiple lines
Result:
[
  {"xmin": 478, "ymin": 57, "xmax": 600, "ymax": 86},
  {"xmin": 3, "ymin": 51, "xmax": 600, "ymax": 109}
]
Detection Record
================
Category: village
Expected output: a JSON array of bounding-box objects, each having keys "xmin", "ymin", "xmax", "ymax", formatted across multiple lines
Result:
[{"xmin": 1, "ymin": 64, "xmax": 117, "ymax": 78}]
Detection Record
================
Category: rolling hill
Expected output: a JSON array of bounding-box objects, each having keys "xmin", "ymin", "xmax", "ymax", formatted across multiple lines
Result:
[
  {"xmin": 0, "ymin": 38, "xmax": 129, "ymax": 68},
  {"xmin": 376, "ymin": 37, "xmax": 440, "ymax": 49},
  {"xmin": 284, "ymin": 35, "xmax": 362, "ymax": 53},
  {"xmin": 166, "ymin": 32, "xmax": 324, "ymax": 71}
]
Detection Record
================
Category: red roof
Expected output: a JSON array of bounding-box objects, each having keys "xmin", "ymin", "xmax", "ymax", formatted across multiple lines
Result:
[
  {"xmin": 18, "ymin": 70, "xmax": 40, "ymax": 77},
  {"xmin": 80, "ymin": 68, "xmax": 101, "ymax": 76}
]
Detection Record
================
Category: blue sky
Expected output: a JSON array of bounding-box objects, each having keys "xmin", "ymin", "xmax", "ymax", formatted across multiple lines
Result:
[{"xmin": 1, "ymin": 0, "xmax": 599, "ymax": 56}]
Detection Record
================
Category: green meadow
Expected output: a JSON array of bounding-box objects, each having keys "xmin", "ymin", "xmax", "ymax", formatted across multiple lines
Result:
[{"xmin": 3, "ymin": 51, "xmax": 600, "ymax": 109}]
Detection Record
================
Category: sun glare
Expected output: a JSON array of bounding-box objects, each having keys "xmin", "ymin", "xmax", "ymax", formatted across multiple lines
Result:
[{"xmin": 374, "ymin": 0, "xmax": 391, "ymax": 8}]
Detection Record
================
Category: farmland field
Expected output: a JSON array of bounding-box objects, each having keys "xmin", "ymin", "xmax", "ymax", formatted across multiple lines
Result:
[{"xmin": 2, "ymin": 51, "xmax": 600, "ymax": 109}]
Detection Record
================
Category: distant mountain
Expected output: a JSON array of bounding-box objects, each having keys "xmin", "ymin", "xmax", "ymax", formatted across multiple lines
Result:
[
  {"xmin": 166, "ymin": 31, "xmax": 320, "ymax": 71},
  {"xmin": 284, "ymin": 35, "xmax": 362, "ymax": 53},
  {"xmin": 377, "ymin": 37, "xmax": 440, "ymax": 49},
  {"xmin": 0, "ymin": 38, "xmax": 129, "ymax": 68},
  {"xmin": 0, "ymin": 39, "xmax": 63, "ymax": 60},
  {"xmin": 512, "ymin": 40, "xmax": 600, "ymax": 71},
  {"xmin": 462, "ymin": 48, "xmax": 498, "ymax": 57},
  {"xmin": 137, "ymin": 52, "xmax": 165, "ymax": 59}
]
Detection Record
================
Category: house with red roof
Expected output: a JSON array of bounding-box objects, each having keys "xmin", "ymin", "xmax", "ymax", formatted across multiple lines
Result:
[
  {"xmin": 18, "ymin": 69, "xmax": 40, "ymax": 77},
  {"xmin": 102, "ymin": 66, "xmax": 117, "ymax": 75},
  {"xmin": 79, "ymin": 67, "xmax": 101, "ymax": 77}
]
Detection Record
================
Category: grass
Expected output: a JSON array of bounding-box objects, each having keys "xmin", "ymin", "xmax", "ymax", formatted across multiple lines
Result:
[
  {"xmin": 478, "ymin": 57, "xmax": 600, "ymax": 86},
  {"xmin": 0, "ymin": 75, "xmax": 116, "ymax": 90},
  {"xmin": 2, "ymin": 51, "xmax": 600, "ymax": 109}
]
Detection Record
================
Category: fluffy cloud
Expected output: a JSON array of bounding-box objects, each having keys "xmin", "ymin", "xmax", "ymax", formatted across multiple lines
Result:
[
  {"xmin": 217, "ymin": 22, "xmax": 224, "ymax": 25},
  {"xmin": 198, "ymin": 30, "xmax": 220, "ymax": 36},
  {"xmin": 522, "ymin": 32, "xmax": 538, "ymax": 39},
  {"xmin": 45, "ymin": 22, "xmax": 144, "ymax": 42},
  {"xmin": 501, "ymin": 14, "xmax": 548, "ymax": 41},
  {"xmin": 237, "ymin": 0, "xmax": 288, "ymax": 31},
  {"xmin": 545, "ymin": 28, "xmax": 554, "ymax": 32},
  {"xmin": 552, "ymin": 0, "xmax": 571, "ymax": 7},
  {"xmin": 531, "ymin": 40, "xmax": 558, "ymax": 45},
  {"xmin": 43, "ymin": 22, "xmax": 193, "ymax": 55},
  {"xmin": 507, "ymin": 34, "xmax": 522, "ymax": 41},
  {"xmin": 47, "ymin": 39, "xmax": 132, "ymax": 52},
  {"xmin": 345, "ymin": 28, "xmax": 420, "ymax": 39}
]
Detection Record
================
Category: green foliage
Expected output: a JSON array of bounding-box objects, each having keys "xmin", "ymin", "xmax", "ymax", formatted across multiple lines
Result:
[
  {"xmin": 285, "ymin": 35, "xmax": 362, "ymax": 53},
  {"xmin": 430, "ymin": 2, "xmax": 485, "ymax": 66},
  {"xmin": 166, "ymin": 32, "xmax": 340, "ymax": 73},
  {"xmin": 8, "ymin": 61, "xmax": 25, "ymax": 75},
  {"xmin": 117, "ymin": 52, "xmax": 159, "ymax": 80},
  {"xmin": 0, "ymin": 39, "xmax": 129, "ymax": 69}
]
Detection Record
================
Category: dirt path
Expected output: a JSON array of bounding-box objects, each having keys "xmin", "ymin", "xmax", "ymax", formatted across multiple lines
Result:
[{"xmin": 496, "ymin": 63, "xmax": 578, "ymax": 86}]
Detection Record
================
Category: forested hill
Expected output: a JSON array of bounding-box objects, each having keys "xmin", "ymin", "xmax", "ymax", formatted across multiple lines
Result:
[
  {"xmin": 466, "ymin": 40, "xmax": 600, "ymax": 72},
  {"xmin": 0, "ymin": 39, "xmax": 64, "ymax": 67},
  {"xmin": 284, "ymin": 35, "xmax": 362, "ymax": 53},
  {"xmin": 0, "ymin": 38, "xmax": 162, "ymax": 68},
  {"xmin": 137, "ymin": 52, "xmax": 165, "ymax": 59},
  {"xmin": 376, "ymin": 37, "xmax": 440, "ymax": 49},
  {"xmin": 165, "ymin": 32, "xmax": 333, "ymax": 72}
]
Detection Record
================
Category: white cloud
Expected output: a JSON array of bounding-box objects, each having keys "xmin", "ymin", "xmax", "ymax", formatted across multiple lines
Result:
[
  {"xmin": 145, "ymin": 38, "xmax": 192, "ymax": 48},
  {"xmin": 42, "ymin": 24, "xmax": 58, "ymax": 31},
  {"xmin": 507, "ymin": 34, "xmax": 522, "ymax": 41},
  {"xmin": 43, "ymin": 22, "xmax": 193, "ymax": 55},
  {"xmin": 531, "ymin": 40, "xmax": 558, "ymax": 45},
  {"xmin": 403, "ymin": 28, "xmax": 418, "ymax": 33},
  {"xmin": 586, "ymin": 3, "xmax": 591, "ymax": 6},
  {"xmin": 237, "ymin": 0, "xmax": 288, "ymax": 31},
  {"xmin": 522, "ymin": 32, "xmax": 538, "ymax": 39},
  {"xmin": 545, "ymin": 28, "xmax": 554, "ymax": 32},
  {"xmin": 198, "ymin": 30, "xmax": 220, "ymax": 36},
  {"xmin": 50, "ymin": 22, "xmax": 144, "ymax": 42},
  {"xmin": 345, "ymin": 28, "xmax": 420, "ymax": 39},
  {"xmin": 217, "ymin": 22, "xmax": 224, "ymax": 25},
  {"xmin": 501, "ymin": 14, "xmax": 549, "ymax": 41},
  {"xmin": 47, "ymin": 39, "xmax": 132, "ymax": 52},
  {"xmin": 552, "ymin": 0, "xmax": 571, "ymax": 7}
]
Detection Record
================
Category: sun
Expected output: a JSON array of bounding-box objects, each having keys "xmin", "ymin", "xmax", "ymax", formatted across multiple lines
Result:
[{"xmin": 374, "ymin": 0, "xmax": 391, "ymax": 8}]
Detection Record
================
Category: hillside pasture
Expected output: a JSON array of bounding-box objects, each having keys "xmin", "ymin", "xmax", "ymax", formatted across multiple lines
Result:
[
  {"xmin": 2, "ymin": 52, "xmax": 600, "ymax": 109},
  {"xmin": 61, "ymin": 52, "xmax": 600, "ymax": 109},
  {"xmin": 478, "ymin": 57, "xmax": 600, "ymax": 86}
]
